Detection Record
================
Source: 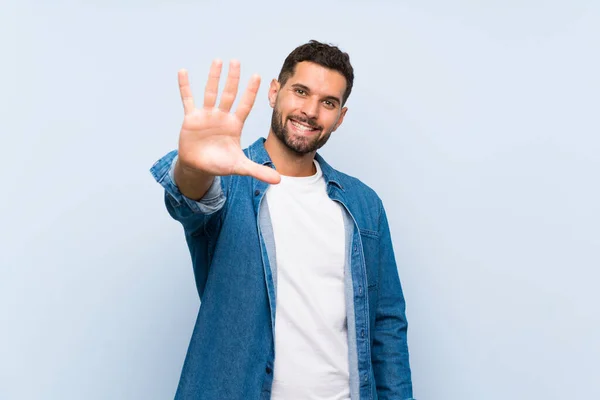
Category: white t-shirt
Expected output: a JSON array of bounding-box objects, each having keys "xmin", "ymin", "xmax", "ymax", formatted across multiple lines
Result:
[{"xmin": 266, "ymin": 159, "xmax": 350, "ymax": 400}]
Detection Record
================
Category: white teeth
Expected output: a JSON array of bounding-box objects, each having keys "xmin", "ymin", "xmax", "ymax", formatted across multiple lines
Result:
[{"xmin": 290, "ymin": 120, "xmax": 314, "ymax": 131}]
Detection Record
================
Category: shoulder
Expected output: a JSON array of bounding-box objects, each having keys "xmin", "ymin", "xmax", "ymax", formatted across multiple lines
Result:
[
  {"xmin": 316, "ymin": 153, "xmax": 382, "ymax": 205},
  {"xmin": 320, "ymin": 158, "xmax": 381, "ymax": 203},
  {"xmin": 336, "ymin": 169, "xmax": 381, "ymax": 203}
]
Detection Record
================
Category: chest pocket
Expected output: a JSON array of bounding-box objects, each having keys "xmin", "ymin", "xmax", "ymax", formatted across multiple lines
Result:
[{"xmin": 359, "ymin": 228, "xmax": 380, "ymax": 290}]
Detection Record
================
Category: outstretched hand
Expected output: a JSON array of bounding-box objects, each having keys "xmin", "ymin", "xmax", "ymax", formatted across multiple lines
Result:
[{"xmin": 176, "ymin": 59, "xmax": 280, "ymax": 184}]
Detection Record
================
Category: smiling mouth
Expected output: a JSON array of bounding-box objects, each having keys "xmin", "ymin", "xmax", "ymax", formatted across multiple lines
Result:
[{"xmin": 288, "ymin": 118, "xmax": 321, "ymax": 133}]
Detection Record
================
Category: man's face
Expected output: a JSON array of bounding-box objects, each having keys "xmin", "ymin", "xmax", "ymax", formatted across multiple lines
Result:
[{"xmin": 269, "ymin": 61, "xmax": 348, "ymax": 155}]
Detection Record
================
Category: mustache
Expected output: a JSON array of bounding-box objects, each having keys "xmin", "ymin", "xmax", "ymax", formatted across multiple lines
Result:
[{"xmin": 287, "ymin": 115, "xmax": 321, "ymax": 130}]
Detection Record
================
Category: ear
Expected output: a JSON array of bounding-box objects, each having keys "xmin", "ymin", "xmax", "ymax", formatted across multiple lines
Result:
[
  {"xmin": 332, "ymin": 106, "xmax": 348, "ymax": 132},
  {"xmin": 268, "ymin": 79, "xmax": 280, "ymax": 108}
]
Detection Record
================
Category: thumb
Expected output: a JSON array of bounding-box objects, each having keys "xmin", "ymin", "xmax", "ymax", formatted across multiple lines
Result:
[{"xmin": 235, "ymin": 157, "xmax": 281, "ymax": 184}]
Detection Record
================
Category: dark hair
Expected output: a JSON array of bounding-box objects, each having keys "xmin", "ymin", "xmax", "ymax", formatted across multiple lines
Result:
[{"xmin": 277, "ymin": 40, "xmax": 354, "ymax": 106}]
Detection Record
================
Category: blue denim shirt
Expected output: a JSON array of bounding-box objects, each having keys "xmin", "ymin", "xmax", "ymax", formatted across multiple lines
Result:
[{"xmin": 150, "ymin": 138, "xmax": 414, "ymax": 400}]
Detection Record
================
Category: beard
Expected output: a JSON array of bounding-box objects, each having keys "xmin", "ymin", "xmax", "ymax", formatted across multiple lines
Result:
[{"xmin": 270, "ymin": 106, "xmax": 333, "ymax": 155}]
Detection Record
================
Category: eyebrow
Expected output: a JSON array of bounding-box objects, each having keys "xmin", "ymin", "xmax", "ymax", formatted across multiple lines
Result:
[{"xmin": 291, "ymin": 83, "xmax": 341, "ymax": 106}]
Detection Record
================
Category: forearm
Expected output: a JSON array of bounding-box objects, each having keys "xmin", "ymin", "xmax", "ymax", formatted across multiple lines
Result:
[
  {"xmin": 372, "ymin": 312, "xmax": 413, "ymax": 399},
  {"xmin": 174, "ymin": 158, "xmax": 215, "ymax": 201},
  {"xmin": 373, "ymin": 200, "xmax": 414, "ymax": 399}
]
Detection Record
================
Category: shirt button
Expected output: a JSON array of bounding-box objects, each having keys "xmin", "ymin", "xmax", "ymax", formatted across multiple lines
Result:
[
  {"xmin": 254, "ymin": 190, "xmax": 260, "ymax": 196},
  {"xmin": 358, "ymin": 286, "xmax": 363, "ymax": 295},
  {"xmin": 364, "ymin": 374, "xmax": 368, "ymax": 382},
  {"xmin": 265, "ymin": 367, "xmax": 272, "ymax": 374},
  {"xmin": 361, "ymin": 329, "xmax": 365, "ymax": 338}
]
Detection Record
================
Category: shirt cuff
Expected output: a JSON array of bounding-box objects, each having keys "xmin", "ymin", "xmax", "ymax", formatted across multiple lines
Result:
[{"xmin": 150, "ymin": 150, "xmax": 226, "ymax": 214}]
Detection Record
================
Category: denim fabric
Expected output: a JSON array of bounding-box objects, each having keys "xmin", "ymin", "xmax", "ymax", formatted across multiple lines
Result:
[{"xmin": 150, "ymin": 138, "xmax": 414, "ymax": 400}]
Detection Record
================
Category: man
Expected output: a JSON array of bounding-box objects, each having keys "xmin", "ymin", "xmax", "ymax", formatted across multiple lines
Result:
[{"xmin": 150, "ymin": 40, "xmax": 414, "ymax": 400}]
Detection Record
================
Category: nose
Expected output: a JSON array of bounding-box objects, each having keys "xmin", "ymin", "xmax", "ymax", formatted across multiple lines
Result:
[{"xmin": 300, "ymin": 97, "xmax": 319, "ymax": 119}]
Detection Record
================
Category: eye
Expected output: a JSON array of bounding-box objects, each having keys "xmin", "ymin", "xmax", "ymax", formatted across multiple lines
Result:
[
  {"xmin": 323, "ymin": 100, "xmax": 336, "ymax": 109},
  {"xmin": 295, "ymin": 88, "xmax": 307, "ymax": 96}
]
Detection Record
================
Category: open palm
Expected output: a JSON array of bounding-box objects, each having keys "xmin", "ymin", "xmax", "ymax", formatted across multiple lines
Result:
[{"xmin": 177, "ymin": 60, "xmax": 280, "ymax": 184}]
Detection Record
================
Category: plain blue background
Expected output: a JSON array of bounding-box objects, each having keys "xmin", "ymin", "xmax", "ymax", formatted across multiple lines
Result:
[{"xmin": 1, "ymin": 0, "xmax": 599, "ymax": 399}]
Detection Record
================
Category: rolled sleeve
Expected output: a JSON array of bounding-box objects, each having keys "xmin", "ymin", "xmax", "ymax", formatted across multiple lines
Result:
[{"xmin": 149, "ymin": 150, "xmax": 226, "ymax": 215}]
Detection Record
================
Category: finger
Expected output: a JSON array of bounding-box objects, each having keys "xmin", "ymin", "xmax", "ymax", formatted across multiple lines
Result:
[
  {"xmin": 218, "ymin": 60, "xmax": 241, "ymax": 112},
  {"xmin": 204, "ymin": 59, "xmax": 223, "ymax": 109},
  {"xmin": 178, "ymin": 69, "xmax": 195, "ymax": 115},
  {"xmin": 235, "ymin": 158, "xmax": 281, "ymax": 184},
  {"xmin": 234, "ymin": 74, "xmax": 261, "ymax": 123}
]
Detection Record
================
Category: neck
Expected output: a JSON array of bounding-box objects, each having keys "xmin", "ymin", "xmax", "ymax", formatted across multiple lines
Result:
[{"xmin": 264, "ymin": 131, "xmax": 317, "ymax": 177}]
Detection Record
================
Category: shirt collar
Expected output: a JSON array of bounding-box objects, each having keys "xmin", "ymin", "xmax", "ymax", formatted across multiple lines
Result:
[{"xmin": 248, "ymin": 137, "xmax": 344, "ymax": 191}]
